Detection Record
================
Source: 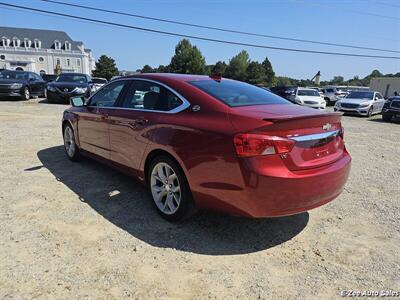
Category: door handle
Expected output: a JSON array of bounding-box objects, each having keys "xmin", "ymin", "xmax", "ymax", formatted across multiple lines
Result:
[{"xmin": 136, "ymin": 118, "xmax": 149, "ymax": 126}]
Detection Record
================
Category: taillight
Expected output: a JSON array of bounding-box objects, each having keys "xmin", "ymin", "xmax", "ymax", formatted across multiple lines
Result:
[
  {"xmin": 234, "ymin": 134, "xmax": 295, "ymax": 157},
  {"xmin": 335, "ymin": 92, "xmax": 341, "ymax": 96}
]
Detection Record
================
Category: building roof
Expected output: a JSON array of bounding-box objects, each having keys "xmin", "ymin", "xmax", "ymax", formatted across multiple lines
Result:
[{"xmin": 0, "ymin": 26, "xmax": 84, "ymax": 51}]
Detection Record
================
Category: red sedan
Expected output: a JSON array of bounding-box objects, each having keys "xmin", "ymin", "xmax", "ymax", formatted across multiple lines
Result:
[{"xmin": 62, "ymin": 74, "xmax": 351, "ymax": 221}]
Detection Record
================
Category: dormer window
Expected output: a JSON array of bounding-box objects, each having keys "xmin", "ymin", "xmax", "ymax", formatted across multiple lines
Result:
[
  {"xmin": 34, "ymin": 39, "xmax": 41, "ymax": 49},
  {"xmin": 12, "ymin": 37, "xmax": 20, "ymax": 47},
  {"xmin": 64, "ymin": 41, "xmax": 71, "ymax": 51},
  {"xmin": 54, "ymin": 40, "xmax": 61, "ymax": 50},
  {"xmin": 1, "ymin": 37, "xmax": 10, "ymax": 47},
  {"xmin": 24, "ymin": 38, "xmax": 31, "ymax": 48}
]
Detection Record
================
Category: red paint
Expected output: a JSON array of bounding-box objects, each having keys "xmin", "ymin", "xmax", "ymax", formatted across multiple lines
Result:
[{"xmin": 63, "ymin": 74, "xmax": 351, "ymax": 218}]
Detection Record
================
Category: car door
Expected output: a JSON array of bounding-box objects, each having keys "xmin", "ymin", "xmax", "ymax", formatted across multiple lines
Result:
[
  {"xmin": 374, "ymin": 93, "xmax": 385, "ymax": 112},
  {"xmin": 108, "ymin": 79, "xmax": 184, "ymax": 173},
  {"xmin": 28, "ymin": 72, "xmax": 40, "ymax": 95},
  {"xmin": 77, "ymin": 80, "xmax": 127, "ymax": 159},
  {"xmin": 32, "ymin": 73, "xmax": 46, "ymax": 95}
]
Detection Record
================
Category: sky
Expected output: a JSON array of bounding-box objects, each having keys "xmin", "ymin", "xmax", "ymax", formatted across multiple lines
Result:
[{"xmin": 1, "ymin": 0, "xmax": 400, "ymax": 81}]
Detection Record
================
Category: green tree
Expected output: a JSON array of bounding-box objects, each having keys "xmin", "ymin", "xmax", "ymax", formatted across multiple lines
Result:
[
  {"xmin": 261, "ymin": 57, "xmax": 275, "ymax": 86},
  {"xmin": 331, "ymin": 76, "xmax": 344, "ymax": 85},
  {"xmin": 225, "ymin": 50, "xmax": 250, "ymax": 81},
  {"xmin": 211, "ymin": 61, "xmax": 227, "ymax": 75},
  {"xmin": 92, "ymin": 55, "xmax": 119, "ymax": 80},
  {"xmin": 246, "ymin": 61, "xmax": 266, "ymax": 85},
  {"xmin": 156, "ymin": 65, "xmax": 169, "ymax": 73},
  {"xmin": 141, "ymin": 64, "xmax": 154, "ymax": 73},
  {"xmin": 168, "ymin": 39, "xmax": 206, "ymax": 74}
]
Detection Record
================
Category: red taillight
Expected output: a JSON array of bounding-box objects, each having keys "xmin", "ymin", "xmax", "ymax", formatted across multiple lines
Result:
[
  {"xmin": 234, "ymin": 134, "xmax": 295, "ymax": 157},
  {"xmin": 335, "ymin": 92, "xmax": 341, "ymax": 96}
]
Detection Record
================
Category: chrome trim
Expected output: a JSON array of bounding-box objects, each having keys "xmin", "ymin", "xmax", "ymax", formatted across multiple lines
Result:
[
  {"xmin": 290, "ymin": 129, "xmax": 340, "ymax": 142},
  {"xmin": 87, "ymin": 78, "xmax": 191, "ymax": 114}
]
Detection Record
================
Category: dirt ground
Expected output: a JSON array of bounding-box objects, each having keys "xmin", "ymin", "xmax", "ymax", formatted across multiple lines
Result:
[{"xmin": 0, "ymin": 98, "xmax": 399, "ymax": 299}]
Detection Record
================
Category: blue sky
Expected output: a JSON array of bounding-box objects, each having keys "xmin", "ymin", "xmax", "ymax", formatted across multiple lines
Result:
[{"xmin": 1, "ymin": 0, "xmax": 399, "ymax": 80}]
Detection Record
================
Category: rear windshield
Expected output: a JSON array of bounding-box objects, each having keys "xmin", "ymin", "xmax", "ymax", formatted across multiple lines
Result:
[
  {"xmin": 190, "ymin": 80, "xmax": 290, "ymax": 107},
  {"xmin": 297, "ymin": 89, "xmax": 320, "ymax": 96},
  {"xmin": 346, "ymin": 91, "xmax": 374, "ymax": 99}
]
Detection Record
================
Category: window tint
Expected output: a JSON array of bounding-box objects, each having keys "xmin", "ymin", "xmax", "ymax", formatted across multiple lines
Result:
[
  {"xmin": 297, "ymin": 89, "xmax": 320, "ymax": 96},
  {"xmin": 326, "ymin": 89, "xmax": 334, "ymax": 93},
  {"xmin": 190, "ymin": 80, "xmax": 289, "ymax": 107},
  {"xmin": 89, "ymin": 81, "xmax": 125, "ymax": 107},
  {"xmin": 121, "ymin": 80, "xmax": 183, "ymax": 111},
  {"xmin": 346, "ymin": 91, "xmax": 374, "ymax": 100},
  {"xmin": 376, "ymin": 93, "xmax": 383, "ymax": 99},
  {"xmin": 56, "ymin": 74, "xmax": 87, "ymax": 83}
]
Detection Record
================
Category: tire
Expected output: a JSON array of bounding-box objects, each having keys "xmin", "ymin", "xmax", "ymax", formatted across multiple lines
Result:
[
  {"xmin": 382, "ymin": 113, "xmax": 392, "ymax": 122},
  {"xmin": 147, "ymin": 155, "xmax": 196, "ymax": 221},
  {"xmin": 325, "ymin": 97, "xmax": 331, "ymax": 106},
  {"xmin": 21, "ymin": 87, "xmax": 30, "ymax": 100},
  {"xmin": 63, "ymin": 124, "xmax": 81, "ymax": 161},
  {"xmin": 42, "ymin": 88, "xmax": 47, "ymax": 99},
  {"xmin": 367, "ymin": 106, "xmax": 373, "ymax": 117}
]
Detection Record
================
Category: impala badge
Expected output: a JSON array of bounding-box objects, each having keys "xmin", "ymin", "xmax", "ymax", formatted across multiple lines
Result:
[{"xmin": 322, "ymin": 123, "xmax": 332, "ymax": 131}]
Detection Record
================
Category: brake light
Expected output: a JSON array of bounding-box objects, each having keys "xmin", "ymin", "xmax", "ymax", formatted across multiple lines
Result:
[
  {"xmin": 335, "ymin": 92, "xmax": 341, "ymax": 96},
  {"xmin": 234, "ymin": 134, "xmax": 295, "ymax": 157}
]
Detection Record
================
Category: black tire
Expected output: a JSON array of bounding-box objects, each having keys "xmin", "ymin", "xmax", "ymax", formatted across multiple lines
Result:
[
  {"xmin": 367, "ymin": 106, "xmax": 373, "ymax": 117},
  {"xmin": 325, "ymin": 97, "xmax": 331, "ymax": 106},
  {"xmin": 382, "ymin": 113, "xmax": 392, "ymax": 122},
  {"xmin": 63, "ymin": 124, "xmax": 81, "ymax": 161},
  {"xmin": 147, "ymin": 155, "xmax": 196, "ymax": 221},
  {"xmin": 21, "ymin": 86, "xmax": 30, "ymax": 100},
  {"xmin": 42, "ymin": 88, "xmax": 47, "ymax": 99}
]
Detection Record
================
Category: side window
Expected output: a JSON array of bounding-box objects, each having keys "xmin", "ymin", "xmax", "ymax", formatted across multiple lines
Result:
[
  {"xmin": 33, "ymin": 73, "xmax": 42, "ymax": 81},
  {"xmin": 121, "ymin": 80, "xmax": 183, "ymax": 111},
  {"xmin": 89, "ymin": 81, "xmax": 125, "ymax": 107},
  {"xmin": 376, "ymin": 93, "xmax": 383, "ymax": 99}
]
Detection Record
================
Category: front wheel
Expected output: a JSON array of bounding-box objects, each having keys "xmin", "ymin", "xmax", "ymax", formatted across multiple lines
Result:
[
  {"xmin": 367, "ymin": 106, "xmax": 373, "ymax": 117},
  {"xmin": 148, "ymin": 156, "xmax": 196, "ymax": 221},
  {"xmin": 21, "ymin": 87, "xmax": 30, "ymax": 100},
  {"xmin": 63, "ymin": 124, "xmax": 81, "ymax": 161}
]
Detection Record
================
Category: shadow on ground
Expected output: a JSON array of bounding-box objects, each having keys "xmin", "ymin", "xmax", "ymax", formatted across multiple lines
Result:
[{"xmin": 36, "ymin": 145, "xmax": 309, "ymax": 255}]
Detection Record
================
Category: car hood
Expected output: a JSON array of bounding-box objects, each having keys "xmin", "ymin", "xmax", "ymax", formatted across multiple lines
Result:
[
  {"xmin": 297, "ymin": 95, "xmax": 323, "ymax": 102},
  {"xmin": 0, "ymin": 79, "xmax": 27, "ymax": 84},
  {"xmin": 340, "ymin": 98, "xmax": 372, "ymax": 104},
  {"xmin": 49, "ymin": 82, "xmax": 88, "ymax": 88}
]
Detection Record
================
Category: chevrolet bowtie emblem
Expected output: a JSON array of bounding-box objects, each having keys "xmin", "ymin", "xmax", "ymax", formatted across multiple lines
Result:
[{"xmin": 322, "ymin": 123, "xmax": 332, "ymax": 131}]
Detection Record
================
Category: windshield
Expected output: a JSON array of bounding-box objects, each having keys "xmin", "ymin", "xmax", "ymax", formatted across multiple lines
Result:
[
  {"xmin": 0, "ymin": 70, "xmax": 28, "ymax": 80},
  {"xmin": 346, "ymin": 91, "xmax": 374, "ymax": 99},
  {"xmin": 56, "ymin": 74, "xmax": 88, "ymax": 83},
  {"xmin": 190, "ymin": 80, "xmax": 290, "ymax": 107},
  {"xmin": 297, "ymin": 89, "xmax": 320, "ymax": 96},
  {"xmin": 92, "ymin": 78, "xmax": 107, "ymax": 84}
]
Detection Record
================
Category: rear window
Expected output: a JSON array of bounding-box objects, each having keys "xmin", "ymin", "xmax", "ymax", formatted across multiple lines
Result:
[{"xmin": 190, "ymin": 80, "xmax": 290, "ymax": 107}]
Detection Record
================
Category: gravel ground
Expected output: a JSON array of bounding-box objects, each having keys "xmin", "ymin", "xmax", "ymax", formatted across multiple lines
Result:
[{"xmin": 0, "ymin": 98, "xmax": 399, "ymax": 300}]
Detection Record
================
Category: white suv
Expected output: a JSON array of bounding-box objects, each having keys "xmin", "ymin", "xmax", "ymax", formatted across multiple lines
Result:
[{"xmin": 321, "ymin": 87, "xmax": 346, "ymax": 105}]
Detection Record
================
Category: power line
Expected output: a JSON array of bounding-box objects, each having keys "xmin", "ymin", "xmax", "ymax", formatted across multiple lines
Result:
[
  {"xmin": 1, "ymin": 2, "xmax": 399, "ymax": 60},
  {"xmin": 40, "ymin": 0, "xmax": 400, "ymax": 54}
]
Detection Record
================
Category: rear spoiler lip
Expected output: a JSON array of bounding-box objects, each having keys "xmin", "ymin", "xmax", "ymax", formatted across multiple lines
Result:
[{"xmin": 263, "ymin": 112, "xmax": 342, "ymax": 123}]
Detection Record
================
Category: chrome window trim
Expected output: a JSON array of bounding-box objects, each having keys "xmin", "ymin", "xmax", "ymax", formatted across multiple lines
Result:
[
  {"xmin": 87, "ymin": 78, "xmax": 191, "ymax": 114},
  {"xmin": 289, "ymin": 129, "xmax": 340, "ymax": 142}
]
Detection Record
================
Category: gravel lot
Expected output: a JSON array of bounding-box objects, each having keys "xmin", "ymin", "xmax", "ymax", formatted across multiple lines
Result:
[{"xmin": 0, "ymin": 98, "xmax": 399, "ymax": 299}]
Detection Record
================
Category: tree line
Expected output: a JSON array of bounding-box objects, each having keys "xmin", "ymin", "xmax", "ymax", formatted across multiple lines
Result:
[{"xmin": 92, "ymin": 39, "xmax": 399, "ymax": 87}]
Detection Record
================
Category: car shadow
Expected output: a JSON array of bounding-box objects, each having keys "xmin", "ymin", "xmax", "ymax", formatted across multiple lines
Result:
[
  {"xmin": 36, "ymin": 146, "xmax": 309, "ymax": 255},
  {"xmin": 368, "ymin": 117, "xmax": 400, "ymax": 124}
]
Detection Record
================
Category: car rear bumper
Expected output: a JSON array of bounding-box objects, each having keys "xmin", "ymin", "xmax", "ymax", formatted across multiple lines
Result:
[{"xmin": 194, "ymin": 151, "xmax": 351, "ymax": 218}]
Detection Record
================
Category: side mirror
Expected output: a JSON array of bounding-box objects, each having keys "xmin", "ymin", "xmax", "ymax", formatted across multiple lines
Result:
[{"xmin": 70, "ymin": 96, "xmax": 85, "ymax": 107}]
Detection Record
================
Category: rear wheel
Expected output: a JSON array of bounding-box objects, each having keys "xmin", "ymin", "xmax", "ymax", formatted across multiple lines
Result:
[
  {"xmin": 42, "ymin": 88, "xmax": 47, "ymax": 99},
  {"xmin": 63, "ymin": 124, "xmax": 81, "ymax": 161},
  {"xmin": 148, "ymin": 156, "xmax": 196, "ymax": 221},
  {"xmin": 382, "ymin": 113, "xmax": 392, "ymax": 122},
  {"xmin": 325, "ymin": 97, "xmax": 331, "ymax": 106}
]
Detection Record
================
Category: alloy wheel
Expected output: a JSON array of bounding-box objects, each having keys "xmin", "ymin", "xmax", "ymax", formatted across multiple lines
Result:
[
  {"xmin": 64, "ymin": 126, "xmax": 76, "ymax": 158},
  {"xmin": 150, "ymin": 162, "xmax": 181, "ymax": 215},
  {"xmin": 24, "ymin": 87, "xmax": 30, "ymax": 100}
]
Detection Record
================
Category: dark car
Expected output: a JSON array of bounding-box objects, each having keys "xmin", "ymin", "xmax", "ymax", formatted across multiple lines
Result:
[
  {"xmin": 47, "ymin": 73, "xmax": 92, "ymax": 103},
  {"xmin": 62, "ymin": 74, "xmax": 350, "ymax": 221},
  {"xmin": 270, "ymin": 86, "xmax": 297, "ymax": 102},
  {"xmin": 0, "ymin": 69, "xmax": 47, "ymax": 100},
  {"xmin": 41, "ymin": 74, "xmax": 58, "ymax": 83},
  {"xmin": 382, "ymin": 96, "xmax": 400, "ymax": 122}
]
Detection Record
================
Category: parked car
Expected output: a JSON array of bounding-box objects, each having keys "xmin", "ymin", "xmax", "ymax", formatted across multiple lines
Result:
[
  {"xmin": 334, "ymin": 90, "xmax": 385, "ymax": 117},
  {"xmin": 41, "ymin": 74, "xmax": 58, "ymax": 83},
  {"xmin": 289, "ymin": 88, "xmax": 326, "ymax": 110},
  {"xmin": 321, "ymin": 87, "xmax": 346, "ymax": 105},
  {"xmin": 0, "ymin": 69, "xmax": 47, "ymax": 100},
  {"xmin": 46, "ymin": 73, "xmax": 92, "ymax": 103},
  {"xmin": 269, "ymin": 86, "xmax": 296, "ymax": 102},
  {"xmin": 91, "ymin": 77, "xmax": 108, "ymax": 92},
  {"xmin": 62, "ymin": 74, "xmax": 351, "ymax": 221},
  {"xmin": 382, "ymin": 96, "xmax": 400, "ymax": 122}
]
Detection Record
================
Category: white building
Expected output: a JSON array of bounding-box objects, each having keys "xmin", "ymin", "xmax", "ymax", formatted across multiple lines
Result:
[
  {"xmin": 0, "ymin": 26, "xmax": 95, "ymax": 75},
  {"xmin": 370, "ymin": 77, "xmax": 400, "ymax": 98}
]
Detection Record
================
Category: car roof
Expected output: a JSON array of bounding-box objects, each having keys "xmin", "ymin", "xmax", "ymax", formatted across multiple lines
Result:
[
  {"xmin": 122, "ymin": 73, "xmax": 217, "ymax": 83},
  {"xmin": 59, "ymin": 72, "xmax": 88, "ymax": 76}
]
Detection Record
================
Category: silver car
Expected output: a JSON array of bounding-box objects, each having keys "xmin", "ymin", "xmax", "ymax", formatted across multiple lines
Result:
[{"xmin": 334, "ymin": 90, "xmax": 385, "ymax": 117}]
